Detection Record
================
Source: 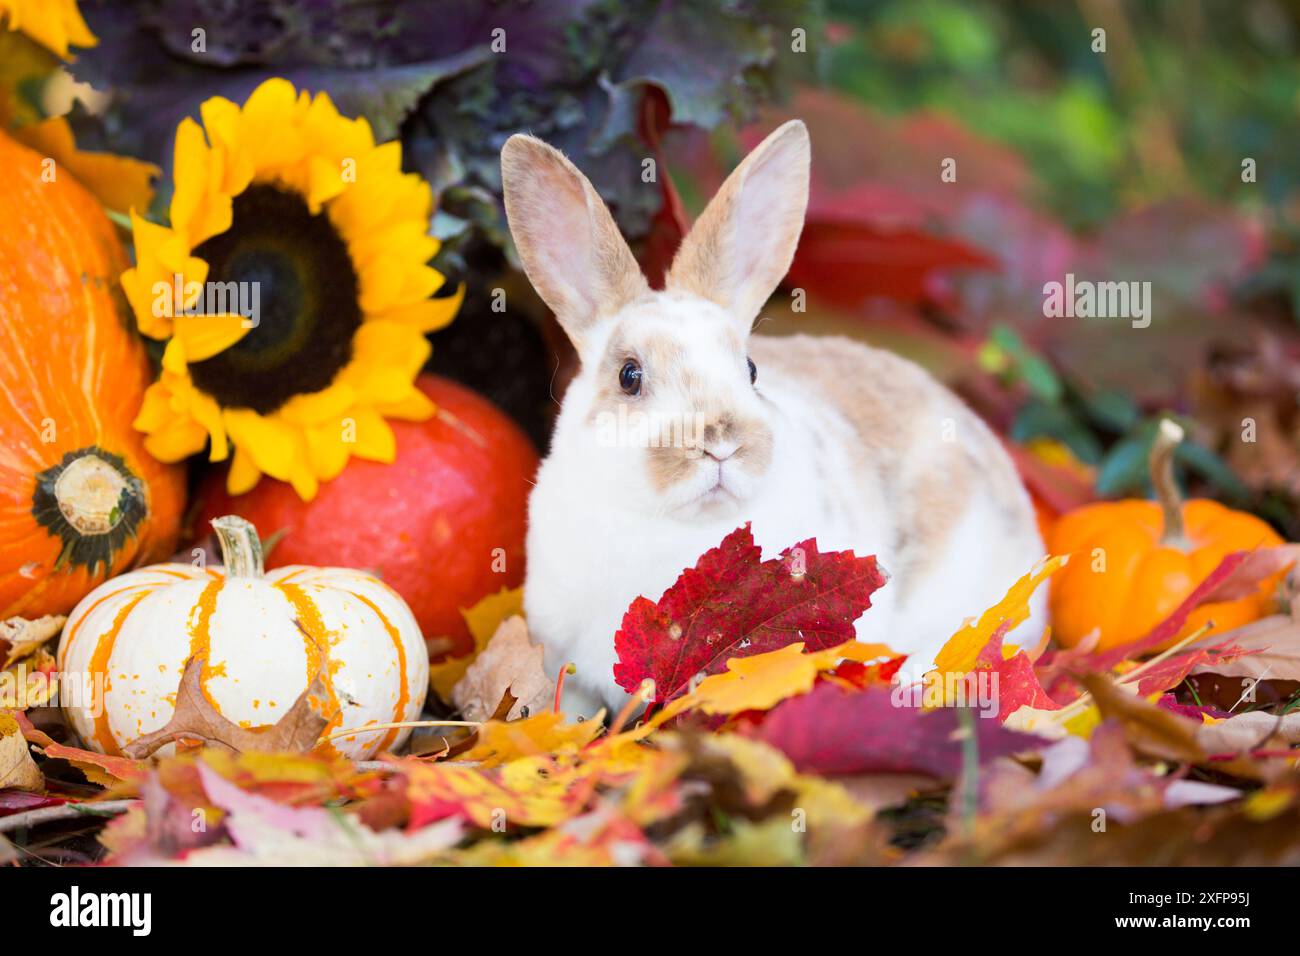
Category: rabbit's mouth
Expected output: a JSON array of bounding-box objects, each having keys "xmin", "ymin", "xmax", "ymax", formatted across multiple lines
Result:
[{"xmin": 678, "ymin": 460, "xmax": 743, "ymax": 513}]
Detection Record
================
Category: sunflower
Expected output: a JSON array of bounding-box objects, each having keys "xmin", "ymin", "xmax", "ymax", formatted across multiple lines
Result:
[
  {"xmin": 0, "ymin": 0, "xmax": 94, "ymax": 59},
  {"xmin": 124, "ymin": 78, "xmax": 461, "ymax": 501}
]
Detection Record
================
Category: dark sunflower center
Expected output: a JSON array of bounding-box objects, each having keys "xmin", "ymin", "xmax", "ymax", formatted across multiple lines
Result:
[{"xmin": 188, "ymin": 184, "xmax": 361, "ymax": 414}]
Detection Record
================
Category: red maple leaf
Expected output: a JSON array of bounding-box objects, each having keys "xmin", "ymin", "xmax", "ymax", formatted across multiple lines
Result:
[
  {"xmin": 612, "ymin": 524, "xmax": 886, "ymax": 704},
  {"xmin": 973, "ymin": 622, "xmax": 1060, "ymax": 721}
]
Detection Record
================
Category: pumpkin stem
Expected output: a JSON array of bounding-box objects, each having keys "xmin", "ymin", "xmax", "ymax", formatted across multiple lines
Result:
[
  {"xmin": 1150, "ymin": 419, "xmax": 1188, "ymax": 548},
  {"xmin": 211, "ymin": 515, "xmax": 264, "ymax": 578},
  {"xmin": 51, "ymin": 452, "xmax": 135, "ymax": 536}
]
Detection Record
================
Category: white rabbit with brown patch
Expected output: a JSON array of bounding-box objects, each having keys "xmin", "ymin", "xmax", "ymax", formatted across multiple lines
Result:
[{"xmin": 502, "ymin": 120, "xmax": 1045, "ymax": 715}]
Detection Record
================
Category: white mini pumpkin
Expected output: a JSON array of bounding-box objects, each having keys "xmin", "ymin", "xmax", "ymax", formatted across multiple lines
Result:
[{"xmin": 57, "ymin": 515, "xmax": 428, "ymax": 759}]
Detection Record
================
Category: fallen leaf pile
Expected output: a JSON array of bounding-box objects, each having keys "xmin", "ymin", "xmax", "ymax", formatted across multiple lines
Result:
[{"xmin": 5, "ymin": 526, "xmax": 1300, "ymax": 866}]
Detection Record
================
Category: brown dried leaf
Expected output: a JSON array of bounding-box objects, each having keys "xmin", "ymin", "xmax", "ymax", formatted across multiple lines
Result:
[
  {"xmin": 1196, "ymin": 710, "xmax": 1300, "ymax": 754},
  {"xmin": 0, "ymin": 614, "xmax": 64, "ymax": 670},
  {"xmin": 122, "ymin": 657, "xmax": 331, "ymax": 759},
  {"xmin": 452, "ymin": 616, "xmax": 555, "ymax": 722},
  {"xmin": 0, "ymin": 711, "xmax": 43, "ymax": 792},
  {"xmin": 1077, "ymin": 672, "xmax": 1207, "ymax": 764},
  {"xmin": 1079, "ymin": 673, "xmax": 1268, "ymax": 781},
  {"xmin": 1191, "ymin": 577, "xmax": 1300, "ymax": 682}
]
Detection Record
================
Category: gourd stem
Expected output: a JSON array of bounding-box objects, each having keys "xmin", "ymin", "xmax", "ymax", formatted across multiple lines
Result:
[
  {"xmin": 1150, "ymin": 419, "xmax": 1187, "ymax": 548},
  {"xmin": 211, "ymin": 515, "xmax": 264, "ymax": 578}
]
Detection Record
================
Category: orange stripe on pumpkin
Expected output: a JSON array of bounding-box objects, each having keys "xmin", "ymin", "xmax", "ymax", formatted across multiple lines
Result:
[
  {"xmin": 58, "ymin": 581, "xmax": 153, "ymax": 669},
  {"xmin": 351, "ymin": 592, "xmax": 410, "ymax": 754},
  {"xmin": 275, "ymin": 581, "xmax": 342, "ymax": 758},
  {"xmin": 88, "ymin": 589, "xmax": 152, "ymax": 755},
  {"xmin": 185, "ymin": 577, "xmax": 225, "ymax": 712}
]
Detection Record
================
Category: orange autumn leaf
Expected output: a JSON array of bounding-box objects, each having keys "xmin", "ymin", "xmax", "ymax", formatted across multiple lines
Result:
[
  {"xmin": 402, "ymin": 757, "xmax": 590, "ymax": 830},
  {"xmin": 42, "ymin": 742, "xmax": 147, "ymax": 787},
  {"xmin": 688, "ymin": 640, "xmax": 897, "ymax": 715}
]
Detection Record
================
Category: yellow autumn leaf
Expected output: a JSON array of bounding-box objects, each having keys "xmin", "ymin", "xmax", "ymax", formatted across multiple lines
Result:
[
  {"xmin": 664, "ymin": 817, "xmax": 806, "ymax": 866},
  {"xmin": 1243, "ymin": 787, "xmax": 1294, "ymax": 822},
  {"xmin": 429, "ymin": 586, "xmax": 523, "ymax": 700},
  {"xmin": 458, "ymin": 709, "xmax": 603, "ymax": 768},
  {"xmin": 450, "ymin": 827, "xmax": 619, "ymax": 866},
  {"xmin": 927, "ymin": 555, "xmax": 1067, "ymax": 703}
]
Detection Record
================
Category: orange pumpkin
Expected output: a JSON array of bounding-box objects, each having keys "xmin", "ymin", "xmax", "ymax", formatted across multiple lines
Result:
[
  {"xmin": 1049, "ymin": 420, "xmax": 1285, "ymax": 651},
  {"xmin": 0, "ymin": 130, "xmax": 186, "ymax": 620}
]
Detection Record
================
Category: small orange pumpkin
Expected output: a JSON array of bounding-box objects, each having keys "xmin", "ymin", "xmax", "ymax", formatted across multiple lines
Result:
[
  {"xmin": 1049, "ymin": 420, "xmax": 1285, "ymax": 651},
  {"xmin": 0, "ymin": 129, "xmax": 186, "ymax": 619}
]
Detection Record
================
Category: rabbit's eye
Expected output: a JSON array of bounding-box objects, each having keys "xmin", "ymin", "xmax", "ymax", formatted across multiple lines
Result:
[
  {"xmin": 748, "ymin": 358, "xmax": 757, "ymax": 385},
  {"xmin": 619, "ymin": 359, "xmax": 642, "ymax": 396}
]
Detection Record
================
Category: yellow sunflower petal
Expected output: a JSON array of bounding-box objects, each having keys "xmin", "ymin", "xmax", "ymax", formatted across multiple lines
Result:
[
  {"xmin": 161, "ymin": 337, "xmax": 190, "ymax": 375},
  {"xmin": 277, "ymin": 382, "xmax": 355, "ymax": 427},
  {"xmin": 143, "ymin": 419, "xmax": 208, "ymax": 463},
  {"xmin": 340, "ymin": 324, "xmax": 430, "ymax": 407},
  {"xmin": 2, "ymin": 0, "xmax": 96, "ymax": 58},
  {"xmin": 170, "ymin": 118, "xmax": 236, "ymax": 244},
  {"xmin": 188, "ymin": 387, "xmax": 230, "ymax": 462},
  {"xmin": 133, "ymin": 373, "xmax": 228, "ymax": 462},
  {"xmin": 120, "ymin": 216, "xmax": 209, "ymax": 340},
  {"xmin": 172, "ymin": 312, "xmax": 252, "ymax": 363},
  {"xmin": 199, "ymin": 97, "xmax": 255, "ymax": 195},
  {"xmin": 304, "ymin": 425, "xmax": 352, "ymax": 482},
  {"xmin": 366, "ymin": 286, "xmax": 462, "ymax": 333},
  {"xmin": 286, "ymin": 462, "xmax": 319, "ymax": 502},
  {"xmin": 237, "ymin": 77, "xmax": 306, "ymax": 174},
  {"xmin": 347, "ymin": 220, "xmax": 438, "ymax": 272},
  {"xmin": 222, "ymin": 408, "xmax": 302, "ymax": 482},
  {"xmin": 226, "ymin": 445, "xmax": 262, "ymax": 495},
  {"xmin": 349, "ymin": 319, "xmax": 431, "ymax": 376},
  {"xmin": 306, "ymin": 154, "xmax": 346, "ymax": 212},
  {"xmin": 348, "ymin": 409, "xmax": 397, "ymax": 463},
  {"xmin": 375, "ymin": 386, "xmax": 435, "ymax": 422},
  {"xmin": 132, "ymin": 381, "xmax": 176, "ymax": 433}
]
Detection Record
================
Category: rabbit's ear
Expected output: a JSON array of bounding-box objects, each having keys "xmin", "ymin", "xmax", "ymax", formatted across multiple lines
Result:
[
  {"xmin": 501, "ymin": 134, "xmax": 649, "ymax": 347},
  {"xmin": 666, "ymin": 120, "xmax": 809, "ymax": 327}
]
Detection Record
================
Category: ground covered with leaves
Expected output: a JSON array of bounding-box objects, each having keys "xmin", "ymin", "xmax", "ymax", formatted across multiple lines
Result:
[{"xmin": 5, "ymin": 524, "xmax": 1300, "ymax": 866}]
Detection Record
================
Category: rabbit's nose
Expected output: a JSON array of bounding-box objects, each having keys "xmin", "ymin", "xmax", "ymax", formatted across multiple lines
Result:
[{"xmin": 702, "ymin": 441, "xmax": 739, "ymax": 462}]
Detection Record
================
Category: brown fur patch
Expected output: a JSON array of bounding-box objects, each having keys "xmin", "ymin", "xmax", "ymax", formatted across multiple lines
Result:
[
  {"xmin": 893, "ymin": 454, "xmax": 974, "ymax": 604},
  {"xmin": 748, "ymin": 333, "xmax": 1034, "ymax": 590}
]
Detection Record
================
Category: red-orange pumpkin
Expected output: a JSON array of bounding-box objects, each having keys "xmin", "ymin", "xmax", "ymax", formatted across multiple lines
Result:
[{"xmin": 0, "ymin": 130, "xmax": 186, "ymax": 619}]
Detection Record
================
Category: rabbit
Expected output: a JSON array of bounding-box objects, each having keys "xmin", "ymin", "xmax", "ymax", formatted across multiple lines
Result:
[{"xmin": 501, "ymin": 119, "xmax": 1047, "ymax": 717}]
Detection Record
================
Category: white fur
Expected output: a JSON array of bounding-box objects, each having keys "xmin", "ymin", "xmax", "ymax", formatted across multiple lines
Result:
[{"xmin": 523, "ymin": 299, "xmax": 1045, "ymax": 714}]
